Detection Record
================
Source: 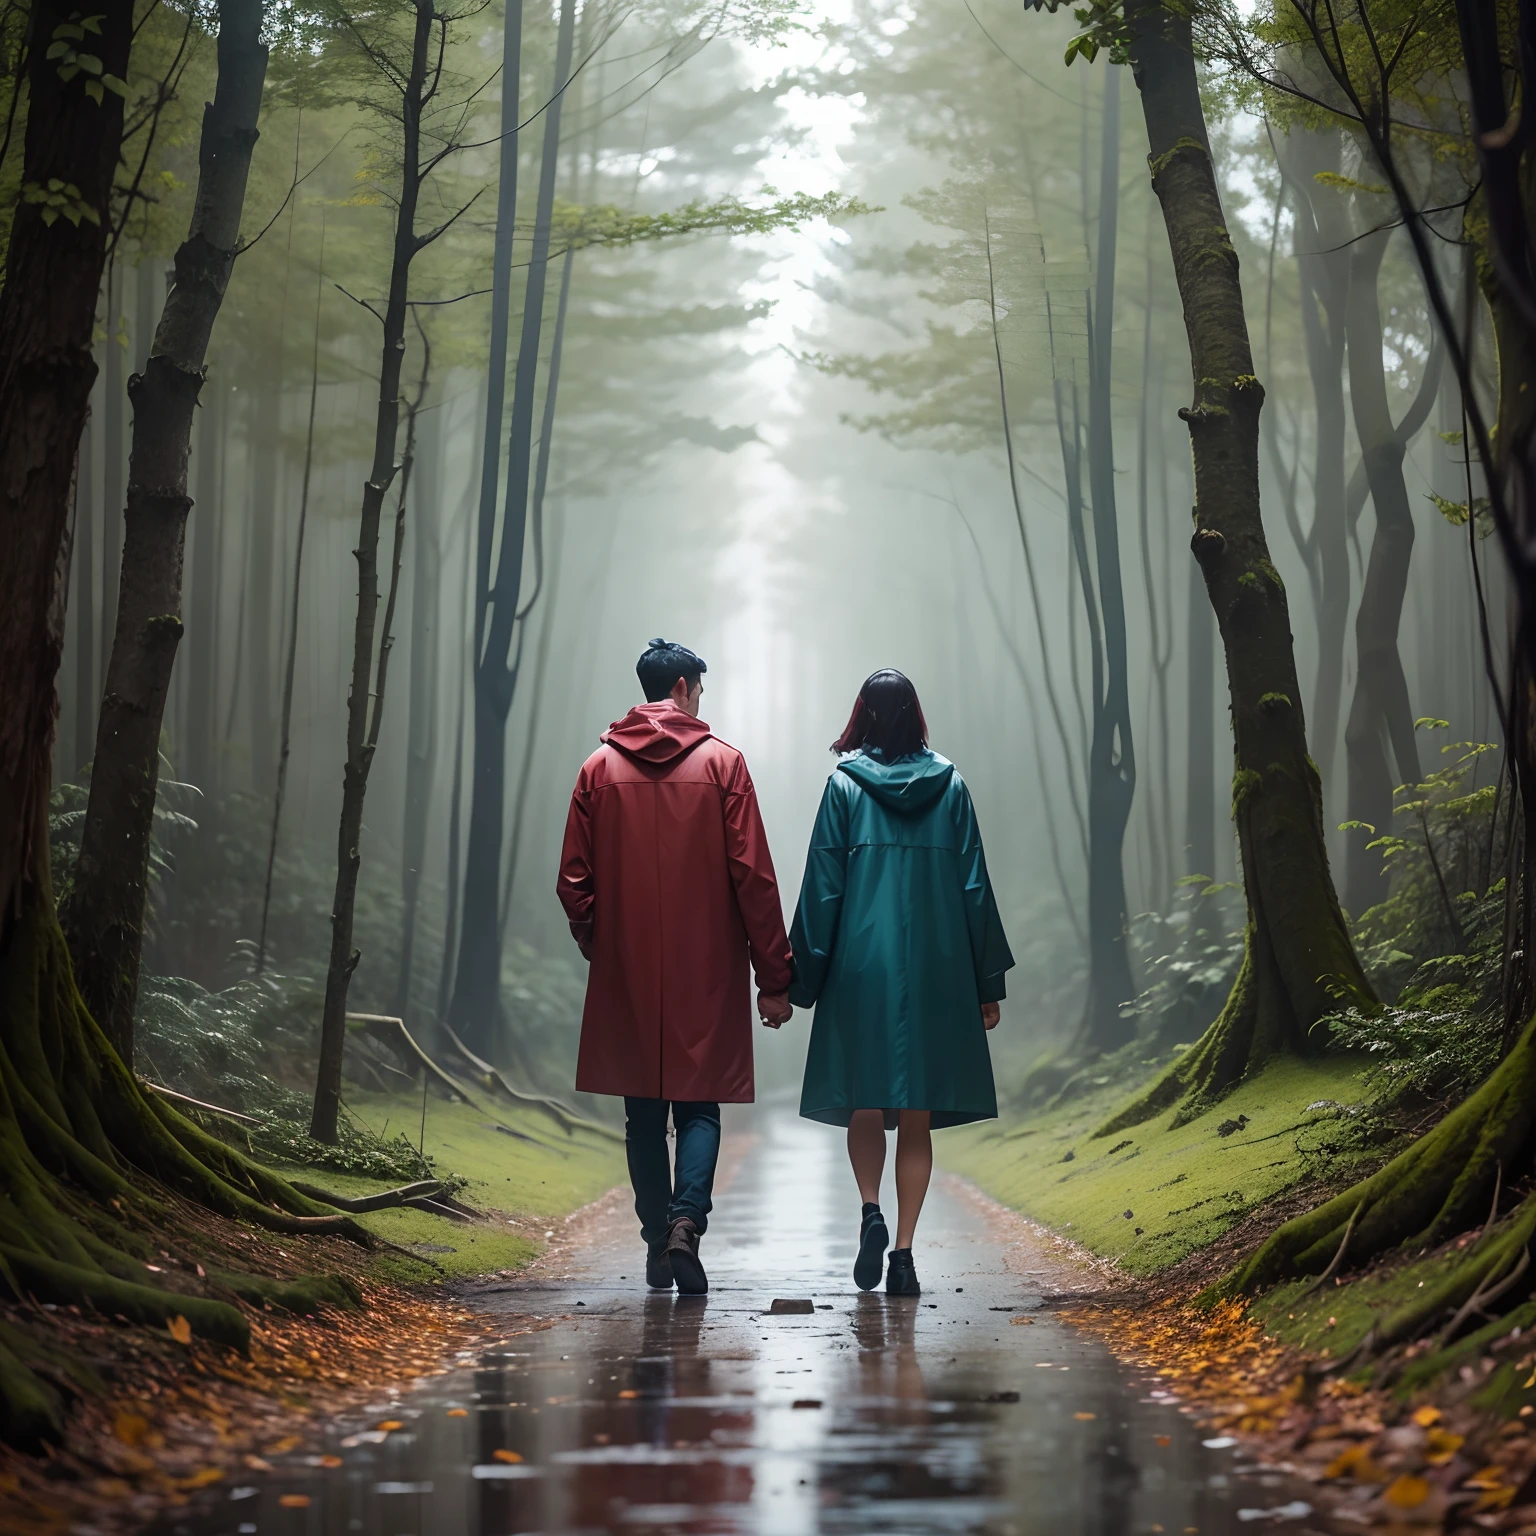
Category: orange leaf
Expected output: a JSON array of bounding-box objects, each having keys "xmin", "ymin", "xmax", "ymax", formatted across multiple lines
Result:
[
  {"xmin": 279, "ymin": 1494, "xmax": 311, "ymax": 1509},
  {"xmin": 377, "ymin": 1420, "xmax": 405, "ymax": 1432},
  {"xmin": 447, "ymin": 1408, "xmax": 469, "ymax": 1418},
  {"xmin": 1155, "ymin": 1435, "xmax": 1172, "ymax": 1447},
  {"xmin": 1383, "ymin": 1474, "xmax": 1431, "ymax": 1510},
  {"xmin": 167, "ymin": 1315, "xmax": 192, "ymax": 1346},
  {"xmin": 492, "ymin": 1449, "xmax": 523, "ymax": 1464},
  {"xmin": 1074, "ymin": 1412, "xmax": 1097, "ymax": 1421},
  {"xmin": 176, "ymin": 1468, "xmax": 225, "ymax": 1491},
  {"xmin": 265, "ymin": 1436, "xmax": 302, "ymax": 1455},
  {"xmin": 113, "ymin": 1411, "xmax": 150, "ymax": 1447},
  {"xmin": 618, "ymin": 1389, "xmax": 639, "ymax": 1399},
  {"xmin": 319, "ymin": 1455, "xmax": 343, "ymax": 1469},
  {"xmin": 1009, "ymin": 1316, "xmax": 1034, "ymax": 1326}
]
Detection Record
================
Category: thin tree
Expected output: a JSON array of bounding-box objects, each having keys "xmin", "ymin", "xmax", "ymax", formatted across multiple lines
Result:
[
  {"xmin": 448, "ymin": 0, "xmax": 578, "ymax": 1058},
  {"xmin": 61, "ymin": 0, "xmax": 272, "ymax": 1059}
]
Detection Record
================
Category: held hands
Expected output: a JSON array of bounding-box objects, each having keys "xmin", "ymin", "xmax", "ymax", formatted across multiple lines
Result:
[
  {"xmin": 981, "ymin": 1002, "xmax": 1000, "ymax": 1031},
  {"xmin": 758, "ymin": 992, "xmax": 792, "ymax": 1028}
]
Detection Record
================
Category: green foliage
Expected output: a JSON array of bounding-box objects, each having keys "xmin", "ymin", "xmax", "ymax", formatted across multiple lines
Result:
[
  {"xmin": 1121, "ymin": 878, "xmax": 1246, "ymax": 1048},
  {"xmin": 1324, "ymin": 997, "xmax": 1502, "ymax": 1115}
]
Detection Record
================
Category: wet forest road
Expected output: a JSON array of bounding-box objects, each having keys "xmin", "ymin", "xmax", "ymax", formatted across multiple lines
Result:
[{"xmin": 152, "ymin": 1111, "xmax": 1326, "ymax": 1536}]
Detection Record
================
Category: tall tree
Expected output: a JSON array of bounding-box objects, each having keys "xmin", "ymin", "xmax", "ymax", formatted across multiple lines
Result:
[
  {"xmin": 61, "ymin": 0, "xmax": 272, "ymax": 1060},
  {"xmin": 1073, "ymin": 61, "xmax": 1138, "ymax": 1056},
  {"xmin": 1030, "ymin": 1, "xmax": 1376, "ymax": 1130},
  {"xmin": 449, "ymin": 0, "xmax": 577, "ymax": 1058}
]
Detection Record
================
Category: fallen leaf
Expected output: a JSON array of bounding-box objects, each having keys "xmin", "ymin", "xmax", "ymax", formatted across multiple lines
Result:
[
  {"xmin": 376, "ymin": 1420, "xmax": 405, "ymax": 1432},
  {"xmin": 266, "ymin": 1436, "xmax": 302, "ymax": 1455},
  {"xmin": 176, "ymin": 1468, "xmax": 225, "ymax": 1491},
  {"xmin": 1383, "ymin": 1474, "xmax": 1431, "ymax": 1510},
  {"xmin": 278, "ymin": 1494, "xmax": 311, "ymax": 1509},
  {"xmin": 167, "ymin": 1315, "xmax": 192, "ymax": 1346},
  {"xmin": 492, "ymin": 1449, "xmax": 523, "ymax": 1464},
  {"xmin": 1074, "ymin": 1412, "xmax": 1097, "ymax": 1421},
  {"xmin": 1323, "ymin": 1442, "xmax": 1387, "ymax": 1483},
  {"xmin": 1155, "ymin": 1435, "xmax": 1172, "ymax": 1447},
  {"xmin": 447, "ymin": 1408, "xmax": 468, "ymax": 1418},
  {"xmin": 618, "ymin": 1389, "xmax": 639, "ymax": 1399},
  {"xmin": 113, "ymin": 1411, "xmax": 150, "ymax": 1447},
  {"xmin": 1411, "ymin": 1406, "xmax": 1442, "ymax": 1428},
  {"xmin": 1424, "ymin": 1428, "xmax": 1464, "ymax": 1465},
  {"xmin": 1009, "ymin": 1315, "xmax": 1035, "ymax": 1325},
  {"xmin": 319, "ymin": 1455, "xmax": 343, "ymax": 1469},
  {"xmin": 1463, "ymin": 1465, "xmax": 1508, "ymax": 1490}
]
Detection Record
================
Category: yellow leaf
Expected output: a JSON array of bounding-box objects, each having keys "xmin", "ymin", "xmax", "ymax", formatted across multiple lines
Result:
[
  {"xmin": 176, "ymin": 1468, "xmax": 225, "ymax": 1490},
  {"xmin": 167, "ymin": 1315, "xmax": 192, "ymax": 1345},
  {"xmin": 1411, "ymin": 1405, "xmax": 1442, "ymax": 1427},
  {"xmin": 492, "ymin": 1449, "xmax": 523, "ymax": 1464},
  {"xmin": 1074, "ymin": 1412, "xmax": 1097, "ymax": 1421},
  {"xmin": 1463, "ymin": 1464, "xmax": 1507, "ymax": 1490},
  {"xmin": 1383, "ymin": 1474, "xmax": 1431, "ymax": 1510},
  {"xmin": 1424, "ymin": 1428, "xmax": 1464, "ymax": 1465}
]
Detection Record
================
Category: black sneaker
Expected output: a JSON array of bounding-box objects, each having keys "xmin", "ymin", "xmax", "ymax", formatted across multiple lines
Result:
[
  {"xmin": 645, "ymin": 1246, "xmax": 674, "ymax": 1290},
  {"xmin": 854, "ymin": 1203, "xmax": 888, "ymax": 1292},
  {"xmin": 886, "ymin": 1248, "xmax": 920, "ymax": 1296},
  {"xmin": 665, "ymin": 1217, "xmax": 708, "ymax": 1295}
]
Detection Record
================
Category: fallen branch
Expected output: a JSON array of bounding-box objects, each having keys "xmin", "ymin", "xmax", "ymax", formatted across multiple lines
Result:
[
  {"xmin": 442, "ymin": 1025, "xmax": 620, "ymax": 1141},
  {"xmin": 139, "ymin": 1080, "xmax": 264, "ymax": 1128},
  {"xmin": 288, "ymin": 1178, "xmax": 445, "ymax": 1214}
]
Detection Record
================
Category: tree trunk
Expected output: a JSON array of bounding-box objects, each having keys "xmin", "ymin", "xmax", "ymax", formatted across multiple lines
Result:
[
  {"xmin": 1074, "ymin": 62, "xmax": 1138, "ymax": 1057},
  {"xmin": 246, "ymin": 355, "xmax": 280, "ymax": 795},
  {"xmin": 1342, "ymin": 224, "xmax": 1424, "ymax": 914},
  {"xmin": 1279, "ymin": 128, "xmax": 1352, "ymax": 800},
  {"xmin": 311, "ymin": 0, "xmax": 436, "ymax": 1144},
  {"xmin": 1099, "ymin": 0, "xmax": 1376, "ymax": 1133},
  {"xmin": 395, "ymin": 397, "xmax": 443, "ymax": 1031},
  {"xmin": 61, "ymin": 0, "xmax": 271, "ymax": 1062},
  {"xmin": 101, "ymin": 264, "xmax": 125, "ymax": 687},
  {"xmin": 185, "ymin": 366, "xmax": 223, "ymax": 798},
  {"xmin": 449, "ymin": 0, "xmax": 577, "ymax": 1058},
  {"xmin": 72, "ymin": 415, "xmax": 96, "ymax": 777}
]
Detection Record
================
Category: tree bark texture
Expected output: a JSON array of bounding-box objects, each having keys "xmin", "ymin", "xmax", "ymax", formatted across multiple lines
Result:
[
  {"xmin": 1184, "ymin": 545, "xmax": 1217, "ymax": 877},
  {"xmin": 61, "ymin": 0, "xmax": 270, "ymax": 1062},
  {"xmin": 0, "ymin": 0, "xmax": 133, "ymax": 934},
  {"xmin": 1074, "ymin": 63, "xmax": 1138, "ymax": 1058},
  {"xmin": 311, "ymin": 0, "xmax": 436, "ymax": 1144},
  {"xmin": 1101, "ymin": 0, "xmax": 1375, "ymax": 1132},
  {"xmin": 449, "ymin": 0, "xmax": 577, "ymax": 1058}
]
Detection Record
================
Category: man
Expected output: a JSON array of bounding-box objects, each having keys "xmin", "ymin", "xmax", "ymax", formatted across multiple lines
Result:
[{"xmin": 557, "ymin": 639, "xmax": 793, "ymax": 1294}]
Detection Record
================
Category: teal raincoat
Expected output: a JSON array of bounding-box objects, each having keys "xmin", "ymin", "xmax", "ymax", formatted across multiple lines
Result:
[{"xmin": 789, "ymin": 750, "xmax": 1014, "ymax": 1129}]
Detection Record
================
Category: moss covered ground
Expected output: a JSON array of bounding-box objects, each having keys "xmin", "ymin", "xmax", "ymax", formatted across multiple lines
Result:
[
  {"xmin": 943, "ymin": 1054, "xmax": 1382, "ymax": 1274},
  {"xmin": 262, "ymin": 1094, "xmax": 625, "ymax": 1281}
]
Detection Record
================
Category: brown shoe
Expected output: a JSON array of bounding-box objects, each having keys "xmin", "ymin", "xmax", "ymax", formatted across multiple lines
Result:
[{"xmin": 665, "ymin": 1218, "xmax": 707, "ymax": 1295}]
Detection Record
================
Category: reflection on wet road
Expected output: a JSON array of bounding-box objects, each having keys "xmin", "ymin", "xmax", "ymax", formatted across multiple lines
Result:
[{"xmin": 153, "ymin": 1111, "xmax": 1321, "ymax": 1535}]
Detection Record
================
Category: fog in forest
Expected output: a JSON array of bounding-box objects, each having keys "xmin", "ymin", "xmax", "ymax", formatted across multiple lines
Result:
[{"xmin": 44, "ymin": 0, "xmax": 1500, "ymax": 1131}]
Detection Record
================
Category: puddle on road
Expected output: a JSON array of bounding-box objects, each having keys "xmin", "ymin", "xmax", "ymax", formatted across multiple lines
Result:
[{"xmin": 147, "ymin": 1288, "xmax": 1322, "ymax": 1536}]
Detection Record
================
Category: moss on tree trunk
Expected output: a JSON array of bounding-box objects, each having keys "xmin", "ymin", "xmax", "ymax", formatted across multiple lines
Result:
[{"xmin": 1097, "ymin": 0, "xmax": 1374, "ymax": 1136}]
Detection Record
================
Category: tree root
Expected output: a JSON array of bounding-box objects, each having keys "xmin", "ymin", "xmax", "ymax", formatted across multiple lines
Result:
[
  {"xmin": 440, "ymin": 1026, "xmax": 620, "ymax": 1141},
  {"xmin": 1222, "ymin": 1012, "xmax": 1536, "ymax": 1296}
]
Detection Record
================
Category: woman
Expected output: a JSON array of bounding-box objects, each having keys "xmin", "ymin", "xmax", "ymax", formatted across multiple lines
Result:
[{"xmin": 789, "ymin": 670, "xmax": 1014, "ymax": 1296}]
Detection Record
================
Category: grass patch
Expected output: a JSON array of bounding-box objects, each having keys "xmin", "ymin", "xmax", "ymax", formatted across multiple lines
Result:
[
  {"xmin": 943, "ymin": 1055, "xmax": 1382, "ymax": 1274},
  {"xmin": 261, "ymin": 1093, "xmax": 625, "ymax": 1281}
]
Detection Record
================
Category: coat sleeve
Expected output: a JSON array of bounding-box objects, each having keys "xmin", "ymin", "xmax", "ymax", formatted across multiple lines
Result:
[
  {"xmin": 722, "ymin": 754, "xmax": 794, "ymax": 996},
  {"xmin": 788, "ymin": 775, "xmax": 850, "ymax": 1008},
  {"xmin": 556, "ymin": 770, "xmax": 595, "ymax": 960},
  {"xmin": 954, "ymin": 777, "xmax": 1014, "ymax": 1004}
]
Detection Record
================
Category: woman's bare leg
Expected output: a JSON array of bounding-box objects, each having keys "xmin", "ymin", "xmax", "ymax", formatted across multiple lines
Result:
[
  {"xmin": 894, "ymin": 1111, "xmax": 933, "ymax": 1249},
  {"xmin": 847, "ymin": 1110, "xmax": 887, "ymax": 1205}
]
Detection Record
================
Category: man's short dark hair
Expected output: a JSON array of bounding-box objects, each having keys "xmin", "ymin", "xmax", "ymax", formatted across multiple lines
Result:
[{"xmin": 637, "ymin": 639, "xmax": 707, "ymax": 702}]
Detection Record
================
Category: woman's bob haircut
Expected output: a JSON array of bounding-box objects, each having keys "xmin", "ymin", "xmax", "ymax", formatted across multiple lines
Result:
[{"xmin": 831, "ymin": 669, "xmax": 929, "ymax": 758}]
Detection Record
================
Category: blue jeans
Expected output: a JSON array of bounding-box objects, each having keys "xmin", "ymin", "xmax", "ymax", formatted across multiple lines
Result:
[{"xmin": 624, "ymin": 1098, "xmax": 721, "ymax": 1250}]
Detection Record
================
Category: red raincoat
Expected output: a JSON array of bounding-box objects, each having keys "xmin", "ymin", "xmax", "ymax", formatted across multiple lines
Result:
[{"xmin": 557, "ymin": 702, "xmax": 793, "ymax": 1103}]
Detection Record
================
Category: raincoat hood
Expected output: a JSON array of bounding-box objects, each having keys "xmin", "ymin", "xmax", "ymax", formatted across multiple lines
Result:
[
  {"xmin": 601, "ymin": 702, "xmax": 713, "ymax": 765},
  {"xmin": 837, "ymin": 749, "xmax": 955, "ymax": 815}
]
